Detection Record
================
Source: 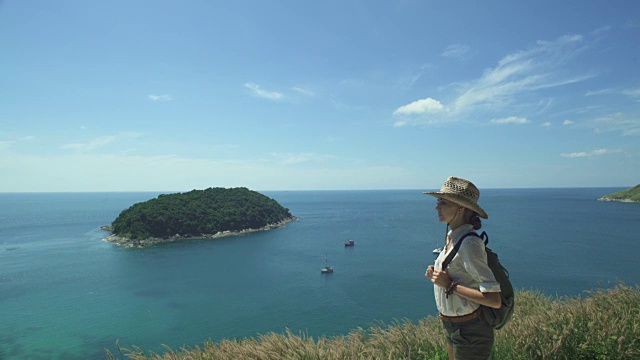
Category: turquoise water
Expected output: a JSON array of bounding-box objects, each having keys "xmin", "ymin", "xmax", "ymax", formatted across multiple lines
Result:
[{"xmin": 1, "ymin": 189, "xmax": 638, "ymax": 359}]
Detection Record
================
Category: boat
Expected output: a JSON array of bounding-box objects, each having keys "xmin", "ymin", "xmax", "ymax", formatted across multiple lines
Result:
[
  {"xmin": 432, "ymin": 237, "xmax": 444, "ymax": 255},
  {"xmin": 344, "ymin": 239, "xmax": 355, "ymax": 247},
  {"xmin": 321, "ymin": 253, "xmax": 334, "ymax": 273}
]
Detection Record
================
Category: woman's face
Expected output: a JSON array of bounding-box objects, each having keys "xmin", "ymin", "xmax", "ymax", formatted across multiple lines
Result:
[{"xmin": 435, "ymin": 198, "xmax": 461, "ymax": 223}]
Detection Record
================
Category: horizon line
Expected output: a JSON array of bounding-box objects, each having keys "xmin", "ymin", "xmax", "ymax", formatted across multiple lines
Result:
[{"xmin": 0, "ymin": 185, "xmax": 632, "ymax": 194}]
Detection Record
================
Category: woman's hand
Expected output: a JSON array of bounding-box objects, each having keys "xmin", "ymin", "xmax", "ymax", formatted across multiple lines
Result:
[
  {"xmin": 426, "ymin": 265, "xmax": 502, "ymax": 308},
  {"xmin": 425, "ymin": 265, "xmax": 435, "ymax": 280},
  {"xmin": 429, "ymin": 268, "xmax": 452, "ymax": 289}
]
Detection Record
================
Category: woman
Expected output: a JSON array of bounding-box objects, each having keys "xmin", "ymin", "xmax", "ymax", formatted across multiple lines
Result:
[{"xmin": 424, "ymin": 176, "xmax": 502, "ymax": 360}]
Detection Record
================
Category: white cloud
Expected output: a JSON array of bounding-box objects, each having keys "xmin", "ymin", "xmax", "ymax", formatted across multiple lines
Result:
[
  {"xmin": 541, "ymin": 121, "xmax": 552, "ymax": 127},
  {"xmin": 452, "ymin": 34, "xmax": 594, "ymax": 114},
  {"xmin": 586, "ymin": 87, "xmax": 640, "ymax": 99},
  {"xmin": 442, "ymin": 44, "xmax": 470, "ymax": 59},
  {"xmin": 393, "ymin": 120, "xmax": 408, "ymax": 127},
  {"xmin": 585, "ymin": 88, "xmax": 615, "ymax": 96},
  {"xmin": 148, "ymin": 94, "xmax": 173, "ymax": 101},
  {"xmin": 61, "ymin": 136, "xmax": 116, "ymax": 152},
  {"xmin": 490, "ymin": 116, "xmax": 530, "ymax": 124},
  {"xmin": 593, "ymin": 112, "xmax": 640, "ymax": 136},
  {"xmin": 623, "ymin": 88, "xmax": 640, "ymax": 99},
  {"xmin": 390, "ymin": 33, "xmax": 602, "ymax": 127},
  {"xmin": 244, "ymin": 82, "xmax": 284, "ymax": 100},
  {"xmin": 563, "ymin": 120, "xmax": 575, "ymax": 125},
  {"xmin": 60, "ymin": 133, "xmax": 144, "ymax": 153},
  {"xmin": 393, "ymin": 98, "xmax": 445, "ymax": 115},
  {"xmin": 561, "ymin": 148, "xmax": 622, "ymax": 158},
  {"xmin": 292, "ymin": 87, "xmax": 315, "ymax": 96},
  {"xmin": 592, "ymin": 26, "xmax": 612, "ymax": 36},
  {"xmin": 396, "ymin": 72, "xmax": 424, "ymax": 91}
]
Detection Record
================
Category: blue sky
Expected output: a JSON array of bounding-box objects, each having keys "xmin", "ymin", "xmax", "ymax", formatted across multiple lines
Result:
[{"xmin": 1, "ymin": 0, "xmax": 639, "ymax": 192}]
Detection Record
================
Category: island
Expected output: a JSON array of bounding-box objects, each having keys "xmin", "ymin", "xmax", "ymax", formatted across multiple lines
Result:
[
  {"xmin": 103, "ymin": 187, "xmax": 298, "ymax": 247},
  {"xmin": 597, "ymin": 184, "xmax": 640, "ymax": 203}
]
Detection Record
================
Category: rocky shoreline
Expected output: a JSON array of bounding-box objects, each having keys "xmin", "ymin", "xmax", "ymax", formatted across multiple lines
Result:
[
  {"xmin": 597, "ymin": 197, "xmax": 640, "ymax": 203},
  {"xmin": 597, "ymin": 185, "xmax": 640, "ymax": 203},
  {"xmin": 102, "ymin": 216, "xmax": 299, "ymax": 248}
]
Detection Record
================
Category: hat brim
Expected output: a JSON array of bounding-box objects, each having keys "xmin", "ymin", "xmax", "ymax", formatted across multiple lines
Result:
[{"xmin": 423, "ymin": 191, "xmax": 488, "ymax": 219}]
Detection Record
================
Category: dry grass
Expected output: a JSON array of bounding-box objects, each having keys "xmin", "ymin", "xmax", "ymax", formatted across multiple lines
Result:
[
  {"xmin": 107, "ymin": 284, "xmax": 640, "ymax": 360},
  {"xmin": 492, "ymin": 285, "xmax": 640, "ymax": 359}
]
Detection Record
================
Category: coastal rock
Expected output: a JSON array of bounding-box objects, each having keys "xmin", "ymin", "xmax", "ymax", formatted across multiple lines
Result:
[
  {"xmin": 103, "ymin": 216, "xmax": 298, "ymax": 248},
  {"xmin": 597, "ymin": 197, "xmax": 638, "ymax": 203}
]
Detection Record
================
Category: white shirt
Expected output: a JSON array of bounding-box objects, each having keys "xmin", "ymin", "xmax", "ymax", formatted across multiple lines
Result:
[{"xmin": 433, "ymin": 224, "xmax": 501, "ymax": 316}]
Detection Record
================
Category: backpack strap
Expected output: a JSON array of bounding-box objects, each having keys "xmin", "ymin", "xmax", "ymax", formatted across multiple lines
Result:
[
  {"xmin": 481, "ymin": 231, "xmax": 489, "ymax": 245},
  {"xmin": 441, "ymin": 231, "xmax": 489, "ymax": 270}
]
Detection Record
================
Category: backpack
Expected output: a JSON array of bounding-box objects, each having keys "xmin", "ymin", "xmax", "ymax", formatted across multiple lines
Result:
[{"xmin": 442, "ymin": 231, "xmax": 514, "ymax": 330}]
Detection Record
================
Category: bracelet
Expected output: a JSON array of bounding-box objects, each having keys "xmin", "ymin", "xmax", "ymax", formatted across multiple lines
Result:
[{"xmin": 445, "ymin": 281, "xmax": 458, "ymax": 298}]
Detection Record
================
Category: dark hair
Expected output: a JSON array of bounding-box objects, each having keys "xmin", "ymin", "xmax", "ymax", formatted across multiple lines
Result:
[
  {"xmin": 463, "ymin": 208, "xmax": 482, "ymax": 230},
  {"xmin": 470, "ymin": 214, "xmax": 482, "ymax": 230}
]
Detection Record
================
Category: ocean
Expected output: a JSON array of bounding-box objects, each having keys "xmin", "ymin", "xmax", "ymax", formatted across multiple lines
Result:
[{"xmin": 1, "ymin": 188, "xmax": 638, "ymax": 359}]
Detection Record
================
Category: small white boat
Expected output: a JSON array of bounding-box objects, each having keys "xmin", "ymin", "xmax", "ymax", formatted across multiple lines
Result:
[
  {"xmin": 433, "ymin": 247, "xmax": 442, "ymax": 254},
  {"xmin": 321, "ymin": 253, "xmax": 333, "ymax": 273}
]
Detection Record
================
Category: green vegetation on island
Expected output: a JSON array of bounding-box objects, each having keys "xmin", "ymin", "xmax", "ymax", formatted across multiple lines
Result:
[
  {"xmin": 109, "ymin": 285, "xmax": 640, "ymax": 359},
  {"xmin": 105, "ymin": 187, "xmax": 297, "ymax": 247},
  {"xmin": 598, "ymin": 184, "xmax": 640, "ymax": 203}
]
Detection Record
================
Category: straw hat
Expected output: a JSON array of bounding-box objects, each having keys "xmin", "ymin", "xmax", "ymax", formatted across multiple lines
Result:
[{"xmin": 423, "ymin": 176, "xmax": 488, "ymax": 219}]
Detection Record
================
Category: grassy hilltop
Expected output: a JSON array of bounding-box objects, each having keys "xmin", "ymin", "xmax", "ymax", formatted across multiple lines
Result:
[{"xmin": 108, "ymin": 285, "xmax": 640, "ymax": 360}]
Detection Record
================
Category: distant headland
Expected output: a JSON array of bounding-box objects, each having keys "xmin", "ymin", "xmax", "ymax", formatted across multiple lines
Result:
[
  {"xmin": 102, "ymin": 187, "xmax": 298, "ymax": 248},
  {"xmin": 597, "ymin": 184, "xmax": 640, "ymax": 203}
]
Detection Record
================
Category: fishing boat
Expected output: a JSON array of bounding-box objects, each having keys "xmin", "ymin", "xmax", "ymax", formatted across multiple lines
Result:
[
  {"xmin": 433, "ymin": 247, "xmax": 442, "ymax": 254},
  {"xmin": 321, "ymin": 253, "xmax": 333, "ymax": 273},
  {"xmin": 344, "ymin": 239, "xmax": 355, "ymax": 247}
]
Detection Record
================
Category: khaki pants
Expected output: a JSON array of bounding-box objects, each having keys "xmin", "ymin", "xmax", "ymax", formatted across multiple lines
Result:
[{"xmin": 441, "ymin": 315, "xmax": 494, "ymax": 360}]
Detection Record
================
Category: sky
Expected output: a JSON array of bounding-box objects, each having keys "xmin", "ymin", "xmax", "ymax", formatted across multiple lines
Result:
[{"xmin": 1, "ymin": 0, "xmax": 639, "ymax": 192}]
